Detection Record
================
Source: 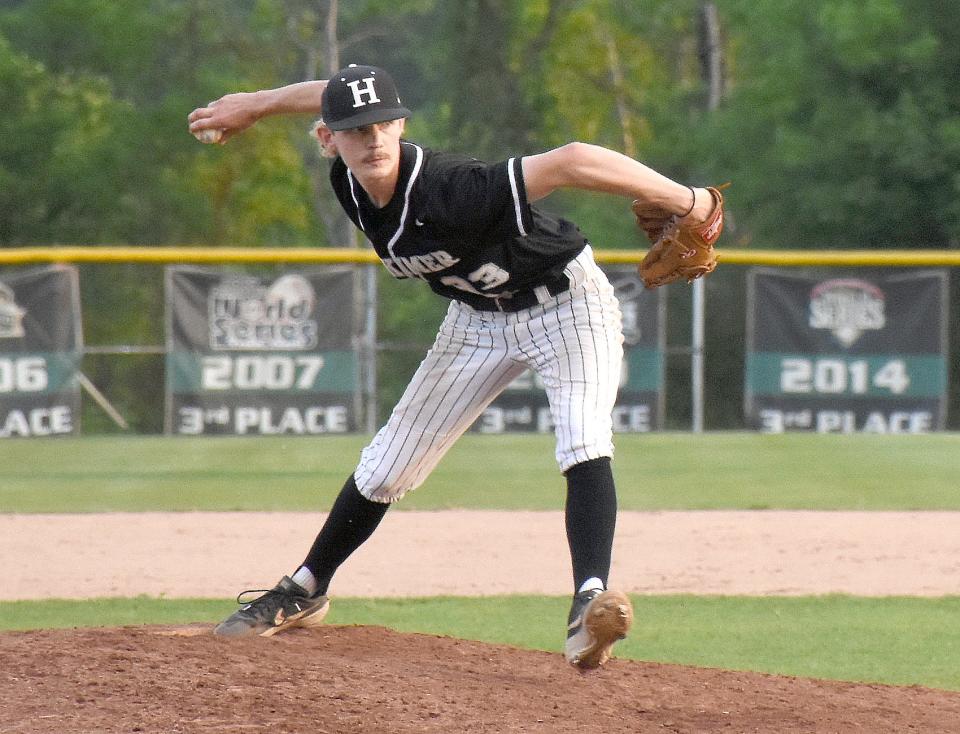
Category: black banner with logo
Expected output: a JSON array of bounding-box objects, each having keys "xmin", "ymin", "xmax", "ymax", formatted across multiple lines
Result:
[
  {"xmin": 471, "ymin": 268, "xmax": 666, "ymax": 434},
  {"xmin": 165, "ymin": 266, "xmax": 358, "ymax": 435},
  {"xmin": 0, "ymin": 265, "xmax": 82, "ymax": 438},
  {"xmin": 745, "ymin": 269, "xmax": 948, "ymax": 433}
]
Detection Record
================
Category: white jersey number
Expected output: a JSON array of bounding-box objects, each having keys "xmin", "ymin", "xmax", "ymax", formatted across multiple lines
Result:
[{"xmin": 440, "ymin": 263, "xmax": 510, "ymax": 297}]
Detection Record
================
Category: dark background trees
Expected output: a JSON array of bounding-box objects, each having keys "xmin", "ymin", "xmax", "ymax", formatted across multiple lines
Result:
[{"xmin": 1, "ymin": 0, "xmax": 957, "ymax": 429}]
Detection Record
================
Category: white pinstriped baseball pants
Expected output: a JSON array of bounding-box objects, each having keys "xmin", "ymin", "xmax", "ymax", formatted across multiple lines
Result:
[{"xmin": 355, "ymin": 246, "xmax": 624, "ymax": 503}]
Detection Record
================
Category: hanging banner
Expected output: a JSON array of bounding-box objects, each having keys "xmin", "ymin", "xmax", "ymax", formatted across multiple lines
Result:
[
  {"xmin": 745, "ymin": 269, "xmax": 948, "ymax": 433},
  {"xmin": 472, "ymin": 268, "xmax": 665, "ymax": 434},
  {"xmin": 0, "ymin": 265, "xmax": 83, "ymax": 438},
  {"xmin": 165, "ymin": 266, "xmax": 358, "ymax": 435}
]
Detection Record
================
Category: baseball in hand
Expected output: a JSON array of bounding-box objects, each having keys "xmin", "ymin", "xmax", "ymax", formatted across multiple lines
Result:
[{"xmin": 193, "ymin": 128, "xmax": 223, "ymax": 144}]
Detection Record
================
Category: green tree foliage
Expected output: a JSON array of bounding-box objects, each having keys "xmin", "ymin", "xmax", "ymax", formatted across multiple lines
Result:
[
  {"xmin": 503, "ymin": 0, "xmax": 710, "ymax": 250},
  {"xmin": 0, "ymin": 0, "xmax": 321, "ymax": 247},
  {"xmin": 0, "ymin": 35, "xmax": 122, "ymax": 244},
  {"xmin": 406, "ymin": 0, "xmax": 538, "ymax": 159},
  {"xmin": 5, "ymin": 0, "xmax": 958, "ymax": 250},
  {"xmin": 703, "ymin": 0, "xmax": 960, "ymax": 249}
]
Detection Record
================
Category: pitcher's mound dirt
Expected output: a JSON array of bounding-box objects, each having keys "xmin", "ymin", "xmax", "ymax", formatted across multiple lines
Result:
[{"xmin": 2, "ymin": 625, "xmax": 959, "ymax": 733}]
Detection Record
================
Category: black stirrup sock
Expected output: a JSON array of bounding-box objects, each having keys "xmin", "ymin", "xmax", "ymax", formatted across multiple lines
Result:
[
  {"xmin": 564, "ymin": 457, "xmax": 617, "ymax": 592},
  {"xmin": 302, "ymin": 474, "xmax": 390, "ymax": 595}
]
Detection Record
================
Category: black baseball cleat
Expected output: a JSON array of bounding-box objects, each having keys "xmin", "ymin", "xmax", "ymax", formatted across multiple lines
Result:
[
  {"xmin": 213, "ymin": 576, "xmax": 330, "ymax": 637},
  {"xmin": 564, "ymin": 588, "xmax": 633, "ymax": 669}
]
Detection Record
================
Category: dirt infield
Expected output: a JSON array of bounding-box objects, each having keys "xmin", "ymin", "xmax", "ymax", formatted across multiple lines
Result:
[
  {"xmin": 5, "ymin": 510, "xmax": 960, "ymax": 600},
  {"xmin": 4, "ymin": 510, "xmax": 960, "ymax": 732},
  {"xmin": 3, "ymin": 624, "xmax": 960, "ymax": 734}
]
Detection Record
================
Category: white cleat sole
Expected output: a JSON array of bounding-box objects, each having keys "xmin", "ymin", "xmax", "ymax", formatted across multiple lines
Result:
[
  {"xmin": 259, "ymin": 598, "xmax": 331, "ymax": 638},
  {"xmin": 565, "ymin": 590, "xmax": 633, "ymax": 669}
]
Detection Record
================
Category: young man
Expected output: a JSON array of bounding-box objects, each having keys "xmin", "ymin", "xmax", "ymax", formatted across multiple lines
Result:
[{"xmin": 189, "ymin": 64, "xmax": 715, "ymax": 669}]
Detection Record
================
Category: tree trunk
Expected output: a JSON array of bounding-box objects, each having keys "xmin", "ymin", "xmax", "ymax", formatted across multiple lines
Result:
[
  {"xmin": 298, "ymin": 0, "xmax": 356, "ymax": 248},
  {"xmin": 698, "ymin": 1, "xmax": 724, "ymax": 112},
  {"xmin": 604, "ymin": 34, "xmax": 636, "ymax": 158}
]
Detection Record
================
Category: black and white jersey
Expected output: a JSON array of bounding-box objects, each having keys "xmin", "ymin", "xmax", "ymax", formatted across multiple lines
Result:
[{"xmin": 329, "ymin": 141, "xmax": 587, "ymax": 307}]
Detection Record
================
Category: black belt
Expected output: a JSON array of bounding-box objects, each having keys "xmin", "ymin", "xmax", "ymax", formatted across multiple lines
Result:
[{"xmin": 460, "ymin": 272, "xmax": 571, "ymax": 313}]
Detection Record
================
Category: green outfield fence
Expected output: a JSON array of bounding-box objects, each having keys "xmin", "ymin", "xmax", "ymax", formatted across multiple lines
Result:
[{"xmin": 0, "ymin": 246, "xmax": 958, "ymax": 432}]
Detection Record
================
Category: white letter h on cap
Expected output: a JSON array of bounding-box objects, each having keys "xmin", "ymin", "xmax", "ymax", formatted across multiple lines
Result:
[{"xmin": 347, "ymin": 77, "xmax": 381, "ymax": 108}]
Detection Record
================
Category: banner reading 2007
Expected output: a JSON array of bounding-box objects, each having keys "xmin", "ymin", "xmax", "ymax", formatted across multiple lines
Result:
[
  {"xmin": 0, "ymin": 265, "xmax": 82, "ymax": 438},
  {"xmin": 745, "ymin": 269, "xmax": 948, "ymax": 433},
  {"xmin": 165, "ymin": 266, "xmax": 358, "ymax": 435}
]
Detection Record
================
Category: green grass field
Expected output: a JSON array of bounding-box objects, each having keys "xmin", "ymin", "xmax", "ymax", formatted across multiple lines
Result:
[
  {"xmin": 2, "ymin": 432, "xmax": 959, "ymax": 512},
  {"xmin": 3, "ymin": 433, "xmax": 959, "ymax": 691}
]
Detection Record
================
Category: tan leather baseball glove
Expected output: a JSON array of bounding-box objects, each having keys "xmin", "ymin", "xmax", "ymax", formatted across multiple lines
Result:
[{"xmin": 633, "ymin": 185, "xmax": 727, "ymax": 289}]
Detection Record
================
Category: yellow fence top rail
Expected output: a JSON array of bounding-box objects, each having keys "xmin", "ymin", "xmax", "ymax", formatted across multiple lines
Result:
[
  {"xmin": 0, "ymin": 247, "xmax": 381, "ymax": 264},
  {"xmin": 2, "ymin": 246, "xmax": 960, "ymax": 267},
  {"xmin": 600, "ymin": 249, "xmax": 960, "ymax": 267}
]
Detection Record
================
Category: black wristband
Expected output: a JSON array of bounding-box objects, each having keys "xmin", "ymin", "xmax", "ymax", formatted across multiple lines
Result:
[{"xmin": 679, "ymin": 185, "xmax": 697, "ymax": 218}]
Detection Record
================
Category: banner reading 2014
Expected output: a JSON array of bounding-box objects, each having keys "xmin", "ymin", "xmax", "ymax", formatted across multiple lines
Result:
[
  {"xmin": 0, "ymin": 265, "xmax": 83, "ymax": 438},
  {"xmin": 745, "ymin": 269, "xmax": 948, "ymax": 433},
  {"xmin": 165, "ymin": 266, "xmax": 358, "ymax": 435}
]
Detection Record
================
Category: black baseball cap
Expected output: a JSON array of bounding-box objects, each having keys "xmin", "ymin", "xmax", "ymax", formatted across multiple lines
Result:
[{"xmin": 321, "ymin": 64, "xmax": 411, "ymax": 131}]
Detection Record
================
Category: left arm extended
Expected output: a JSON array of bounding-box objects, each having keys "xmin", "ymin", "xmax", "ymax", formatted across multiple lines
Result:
[{"xmin": 521, "ymin": 142, "xmax": 710, "ymax": 222}]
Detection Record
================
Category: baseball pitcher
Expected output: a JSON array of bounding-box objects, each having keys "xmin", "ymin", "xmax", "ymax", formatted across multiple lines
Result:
[{"xmin": 188, "ymin": 64, "xmax": 725, "ymax": 669}]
